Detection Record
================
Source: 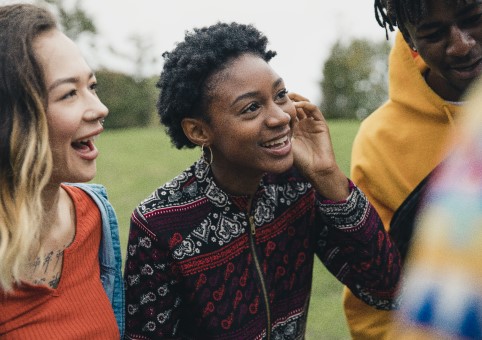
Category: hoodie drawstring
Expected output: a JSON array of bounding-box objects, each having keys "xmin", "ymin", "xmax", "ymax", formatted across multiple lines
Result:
[{"xmin": 443, "ymin": 105, "xmax": 456, "ymax": 127}]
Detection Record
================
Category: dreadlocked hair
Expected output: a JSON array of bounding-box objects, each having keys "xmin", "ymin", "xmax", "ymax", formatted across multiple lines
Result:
[{"xmin": 374, "ymin": 0, "xmax": 471, "ymax": 41}]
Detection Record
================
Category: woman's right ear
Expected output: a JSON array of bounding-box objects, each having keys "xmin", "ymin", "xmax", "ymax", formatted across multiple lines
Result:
[{"xmin": 181, "ymin": 118, "xmax": 212, "ymax": 147}]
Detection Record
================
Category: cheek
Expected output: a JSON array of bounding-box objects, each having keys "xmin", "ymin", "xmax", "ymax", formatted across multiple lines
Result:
[
  {"xmin": 418, "ymin": 44, "xmax": 442, "ymax": 65},
  {"xmin": 47, "ymin": 123, "xmax": 74, "ymax": 153},
  {"xmin": 46, "ymin": 111, "xmax": 77, "ymax": 140}
]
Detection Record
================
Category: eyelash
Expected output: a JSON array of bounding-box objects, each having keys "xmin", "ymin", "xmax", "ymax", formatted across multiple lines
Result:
[
  {"xmin": 277, "ymin": 89, "xmax": 288, "ymax": 100},
  {"xmin": 241, "ymin": 88, "xmax": 289, "ymax": 114},
  {"xmin": 243, "ymin": 102, "xmax": 261, "ymax": 114},
  {"xmin": 61, "ymin": 89, "xmax": 77, "ymax": 100},
  {"xmin": 59, "ymin": 82, "xmax": 98, "ymax": 101},
  {"xmin": 461, "ymin": 13, "xmax": 482, "ymax": 27},
  {"xmin": 90, "ymin": 82, "xmax": 98, "ymax": 92}
]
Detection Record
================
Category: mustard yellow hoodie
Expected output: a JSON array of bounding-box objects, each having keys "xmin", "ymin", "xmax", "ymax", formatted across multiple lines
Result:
[{"xmin": 343, "ymin": 31, "xmax": 462, "ymax": 339}]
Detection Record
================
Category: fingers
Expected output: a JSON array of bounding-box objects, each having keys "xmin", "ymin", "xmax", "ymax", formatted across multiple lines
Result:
[
  {"xmin": 288, "ymin": 92, "xmax": 326, "ymax": 121},
  {"xmin": 294, "ymin": 101, "xmax": 325, "ymax": 121},
  {"xmin": 288, "ymin": 92, "xmax": 310, "ymax": 102},
  {"xmin": 296, "ymin": 107, "xmax": 307, "ymax": 120}
]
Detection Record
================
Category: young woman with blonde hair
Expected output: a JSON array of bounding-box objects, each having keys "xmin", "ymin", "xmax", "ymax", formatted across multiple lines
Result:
[{"xmin": 0, "ymin": 3, "xmax": 123, "ymax": 338}]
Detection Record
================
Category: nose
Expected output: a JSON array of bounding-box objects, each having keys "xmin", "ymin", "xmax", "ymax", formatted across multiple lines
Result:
[
  {"xmin": 265, "ymin": 104, "xmax": 291, "ymax": 128},
  {"xmin": 446, "ymin": 26, "xmax": 476, "ymax": 57},
  {"xmin": 85, "ymin": 92, "xmax": 109, "ymax": 122}
]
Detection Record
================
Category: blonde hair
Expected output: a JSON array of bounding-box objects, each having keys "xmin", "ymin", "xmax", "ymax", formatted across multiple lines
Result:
[{"xmin": 0, "ymin": 4, "xmax": 56, "ymax": 291}]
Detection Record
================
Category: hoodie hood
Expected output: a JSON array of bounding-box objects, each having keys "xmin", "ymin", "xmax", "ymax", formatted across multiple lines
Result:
[
  {"xmin": 350, "ymin": 30, "xmax": 464, "ymax": 229},
  {"xmin": 389, "ymin": 31, "xmax": 459, "ymax": 125}
]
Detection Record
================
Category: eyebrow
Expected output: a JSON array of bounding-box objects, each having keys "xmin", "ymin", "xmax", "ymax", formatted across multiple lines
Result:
[
  {"xmin": 47, "ymin": 72, "xmax": 94, "ymax": 92},
  {"xmin": 230, "ymin": 77, "xmax": 284, "ymax": 107},
  {"xmin": 417, "ymin": 3, "xmax": 481, "ymax": 31}
]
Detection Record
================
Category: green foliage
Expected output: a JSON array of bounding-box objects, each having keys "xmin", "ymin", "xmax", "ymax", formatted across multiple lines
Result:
[
  {"xmin": 321, "ymin": 38, "xmax": 391, "ymax": 120},
  {"xmin": 96, "ymin": 71, "xmax": 158, "ymax": 129}
]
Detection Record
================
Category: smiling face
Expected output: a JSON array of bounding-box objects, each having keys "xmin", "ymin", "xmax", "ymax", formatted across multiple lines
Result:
[
  {"xmin": 34, "ymin": 29, "xmax": 108, "ymax": 185},
  {"xmin": 405, "ymin": 0, "xmax": 482, "ymax": 100},
  {"xmin": 202, "ymin": 54, "xmax": 296, "ymax": 194}
]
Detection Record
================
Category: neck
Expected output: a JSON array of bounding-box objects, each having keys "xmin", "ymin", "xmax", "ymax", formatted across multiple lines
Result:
[
  {"xmin": 42, "ymin": 181, "xmax": 62, "ymax": 218},
  {"xmin": 40, "ymin": 180, "xmax": 73, "ymax": 238},
  {"xmin": 210, "ymin": 163, "xmax": 262, "ymax": 197},
  {"xmin": 38, "ymin": 181, "xmax": 75, "ymax": 248},
  {"xmin": 425, "ymin": 68, "xmax": 463, "ymax": 102}
]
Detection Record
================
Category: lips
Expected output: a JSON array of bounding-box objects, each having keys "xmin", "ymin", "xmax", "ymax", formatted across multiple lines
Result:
[
  {"xmin": 450, "ymin": 58, "xmax": 482, "ymax": 80},
  {"xmin": 71, "ymin": 134, "xmax": 100, "ymax": 160},
  {"xmin": 72, "ymin": 139, "xmax": 94, "ymax": 151},
  {"xmin": 261, "ymin": 135, "xmax": 289, "ymax": 149},
  {"xmin": 259, "ymin": 133, "xmax": 292, "ymax": 158}
]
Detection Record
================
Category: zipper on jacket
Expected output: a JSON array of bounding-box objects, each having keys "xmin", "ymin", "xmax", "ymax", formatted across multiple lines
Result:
[{"xmin": 248, "ymin": 215, "xmax": 271, "ymax": 340}]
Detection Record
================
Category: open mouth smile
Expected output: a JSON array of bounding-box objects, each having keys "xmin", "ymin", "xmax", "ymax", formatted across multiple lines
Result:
[
  {"xmin": 261, "ymin": 135, "xmax": 289, "ymax": 149},
  {"xmin": 71, "ymin": 133, "xmax": 100, "ymax": 160}
]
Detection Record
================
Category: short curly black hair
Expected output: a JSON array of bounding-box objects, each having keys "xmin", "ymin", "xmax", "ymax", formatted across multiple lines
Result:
[{"xmin": 157, "ymin": 22, "xmax": 277, "ymax": 149}]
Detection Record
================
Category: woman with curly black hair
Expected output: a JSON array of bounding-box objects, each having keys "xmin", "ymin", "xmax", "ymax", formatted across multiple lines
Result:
[{"xmin": 124, "ymin": 22, "xmax": 401, "ymax": 339}]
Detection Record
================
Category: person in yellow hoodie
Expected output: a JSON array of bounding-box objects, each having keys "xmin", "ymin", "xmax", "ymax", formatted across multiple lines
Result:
[
  {"xmin": 343, "ymin": 0, "xmax": 482, "ymax": 338},
  {"xmin": 394, "ymin": 77, "xmax": 482, "ymax": 340}
]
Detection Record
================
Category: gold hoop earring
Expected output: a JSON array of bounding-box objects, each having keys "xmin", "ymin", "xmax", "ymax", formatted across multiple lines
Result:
[{"xmin": 201, "ymin": 144, "xmax": 213, "ymax": 165}]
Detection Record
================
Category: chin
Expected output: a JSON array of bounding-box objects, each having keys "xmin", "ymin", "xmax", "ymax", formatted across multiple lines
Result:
[
  {"xmin": 267, "ymin": 158, "xmax": 293, "ymax": 174},
  {"xmin": 65, "ymin": 170, "xmax": 97, "ymax": 184},
  {"xmin": 78, "ymin": 164, "xmax": 97, "ymax": 182}
]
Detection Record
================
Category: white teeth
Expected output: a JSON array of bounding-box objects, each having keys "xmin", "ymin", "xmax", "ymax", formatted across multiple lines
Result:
[
  {"xmin": 77, "ymin": 135, "xmax": 97, "ymax": 144},
  {"xmin": 263, "ymin": 135, "xmax": 288, "ymax": 147}
]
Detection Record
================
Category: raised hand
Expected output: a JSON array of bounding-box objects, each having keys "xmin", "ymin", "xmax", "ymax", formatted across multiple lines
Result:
[{"xmin": 289, "ymin": 92, "xmax": 350, "ymax": 201}]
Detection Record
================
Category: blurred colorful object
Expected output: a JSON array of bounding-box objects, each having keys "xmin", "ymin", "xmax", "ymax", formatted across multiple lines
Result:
[{"xmin": 396, "ymin": 81, "xmax": 482, "ymax": 339}]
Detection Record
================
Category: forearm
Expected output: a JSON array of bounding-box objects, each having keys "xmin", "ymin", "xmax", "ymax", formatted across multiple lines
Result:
[
  {"xmin": 316, "ymin": 184, "xmax": 401, "ymax": 309},
  {"xmin": 307, "ymin": 165, "xmax": 350, "ymax": 202}
]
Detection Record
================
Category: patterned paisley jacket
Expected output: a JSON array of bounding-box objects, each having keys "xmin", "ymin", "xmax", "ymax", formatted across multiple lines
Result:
[{"xmin": 124, "ymin": 159, "xmax": 400, "ymax": 339}]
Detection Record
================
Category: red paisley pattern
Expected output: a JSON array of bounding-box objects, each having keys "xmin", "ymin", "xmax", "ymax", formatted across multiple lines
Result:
[{"xmin": 124, "ymin": 161, "xmax": 400, "ymax": 339}]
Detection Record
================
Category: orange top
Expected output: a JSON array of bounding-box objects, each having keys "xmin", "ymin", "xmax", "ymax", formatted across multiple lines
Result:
[{"xmin": 0, "ymin": 185, "xmax": 119, "ymax": 339}]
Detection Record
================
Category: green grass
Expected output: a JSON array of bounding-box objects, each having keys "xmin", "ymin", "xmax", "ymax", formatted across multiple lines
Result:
[{"xmin": 93, "ymin": 120, "xmax": 360, "ymax": 340}]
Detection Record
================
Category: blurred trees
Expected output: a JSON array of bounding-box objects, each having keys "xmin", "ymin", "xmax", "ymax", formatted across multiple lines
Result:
[
  {"xmin": 95, "ymin": 71, "xmax": 158, "ymax": 129},
  {"xmin": 320, "ymin": 38, "xmax": 391, "ymax": 120},
  {"xmin": 40, "ymin": 0, "xmax": 96, "ymax": 40}
]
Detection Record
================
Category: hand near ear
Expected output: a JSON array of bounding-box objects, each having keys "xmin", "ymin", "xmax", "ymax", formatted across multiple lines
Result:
[{"xmin": 289, "ymin": 92, "xmax": 349, "ymax": 201}]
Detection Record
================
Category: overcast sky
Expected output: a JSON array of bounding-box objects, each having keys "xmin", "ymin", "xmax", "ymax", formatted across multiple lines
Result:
[
  {"xmin": 82, "ymin": 0, "xmax": 397, "ymax": 103},
  {"xmin": 4, "ymin": 0, "xmax": 396, "ymax": 104}
]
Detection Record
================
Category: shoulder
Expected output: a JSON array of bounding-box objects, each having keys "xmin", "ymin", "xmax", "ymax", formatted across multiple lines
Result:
[
  {"xmin": 134, "ymin": 164, "xmax": 201, "ymax": 218},
  {"xmin": 359, "ymin": 102, "xmax": 398, "ymax": 131},
  {"xmin": 63, "ymin": 183, "xmax": 117, "ymax": 221},
  {"xmin": 354, "ymin": 99, "xmax": 409, "ymax": 152},
  {"xmin": 65, "ymin": 182, "xmax": 108, "ymax": 200}
]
